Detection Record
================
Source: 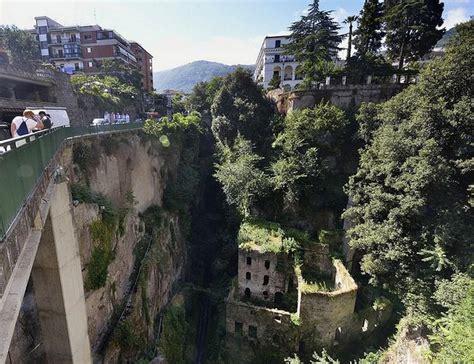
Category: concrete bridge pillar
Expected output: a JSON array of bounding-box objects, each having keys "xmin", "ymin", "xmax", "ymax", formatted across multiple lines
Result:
[{"xmin": 31, "ymin": 181, "xmax": 91, "ymax": 364}]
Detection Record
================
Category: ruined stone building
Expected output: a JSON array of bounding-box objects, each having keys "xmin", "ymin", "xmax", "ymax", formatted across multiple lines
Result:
[{"xmin": 225, "ymin": 220, "xmax": 392, "ymax": 359}]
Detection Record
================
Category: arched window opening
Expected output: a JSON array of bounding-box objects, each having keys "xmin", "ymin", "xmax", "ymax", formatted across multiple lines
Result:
[
  {"xmin": 264, "ymin": 260, "xmax": 270, "ymax": 269},
  {"xmin": 244, "ymin": 288, "xmax": 251, "ymax": 299},
  {"xmin": 263, "ymin": 291, "xmax": 269, "ymax": 299},
  {"xmin": 284, "ymin": 65, "xmax": 293, "ymax": 80},
  {"xmin": 246, "ymin": 272, "xmax": 251, "ymax": 280},
  {"xmin": 246, "ymin": 257, "xmax": 252, "ymax": 265},
  {"xmin": 263, "ymin": 275, "xmax": 269, "ymax": 285}
]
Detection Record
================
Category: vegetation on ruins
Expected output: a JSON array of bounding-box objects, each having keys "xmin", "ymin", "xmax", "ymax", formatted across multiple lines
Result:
[{"xmin": 0, "ymin": 25, "xmax": 40, "ymax": 64}]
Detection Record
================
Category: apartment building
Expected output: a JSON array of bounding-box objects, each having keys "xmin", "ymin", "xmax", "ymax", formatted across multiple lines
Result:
[
  {"xmin": 30, "ymin": 17, "xmax": 153, "ymax": 91},
  {"xmin": 254, "ymin": 35, "xmax": 302, "ymax": 91},
  {"xmin": 130, "ymin": 42, "xmax": 154, "ymax": 92}
]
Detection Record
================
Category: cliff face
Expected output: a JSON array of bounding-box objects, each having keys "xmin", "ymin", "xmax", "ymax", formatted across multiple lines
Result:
[{"xmin": 8, "ymin": 130, "xmax": 191, "ymax": 362}]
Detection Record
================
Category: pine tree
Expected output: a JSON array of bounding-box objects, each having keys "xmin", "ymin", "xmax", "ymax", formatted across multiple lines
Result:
[
  {"xmin": 353, "ymin": 0, "xmax": 385, "ymax": 56},
  {"xmin": 285, "ymin": 0, "xmax": 342, "ymax": 88},
  {"xmin": 384, "ymin": 0, "xmax": 444, "ymax": 71}
]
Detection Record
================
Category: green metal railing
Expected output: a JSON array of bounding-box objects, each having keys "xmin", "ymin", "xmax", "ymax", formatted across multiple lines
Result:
[{"xmin": 0, "ymin": 123, "xmax": 143, "ymax": 240}]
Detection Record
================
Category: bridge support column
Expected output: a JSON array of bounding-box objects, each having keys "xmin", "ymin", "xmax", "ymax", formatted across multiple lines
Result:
[{"xmin": 32, "ymin": 181, "xmax": 91, "ymax": 364}]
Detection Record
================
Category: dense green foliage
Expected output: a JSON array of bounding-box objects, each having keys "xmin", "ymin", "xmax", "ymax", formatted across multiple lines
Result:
[
  {"xmin": 353, "ymin": 0, "xmax": 385, "ymax": 56},
  {"xmin": 160, "ymin": 304, "xmax": 186, "ymax": 364},
  {"xmin": 211, "ymin": 68, "xmax": 275, "ymax": 154},
  {"xmin": 384, "ymin": 0, "xmax": 444, "ymax": 70},
  {"xmin": 99, "ymin": 59, "xmax": 143, "ymax": 89},
  {"xmin": 187, "ymin": 77, "xmax": 224, "ymax": 114},
  {"xmin": 430, "ymin": 275, "xmax": 474, "ymax": 362},
  {"xmin": 344, "ymin": 21, "xmax": 473, "ymax": 314},
  {"xmin": 214, "ymin": 136, "xmax": 270, "ymax": 217},
  {"xmin": 285, "ymin": 0, "xmax": 342, "ymax": 87},
  {"xmin": 272, "ymin": 103, "xmax": 350, "ymax": 212},
  {"xmin": 0, "ymin": 25, "xmax": 40, "ymax": 64},
  {"xmin": 71, "ymin": 73, "xmax": 138, "ymax": 110}
]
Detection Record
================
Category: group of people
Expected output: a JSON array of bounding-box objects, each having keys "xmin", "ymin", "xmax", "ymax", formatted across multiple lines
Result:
[
  {"xmin": 103, "ymin": 111, "xmax": 131, "ymax": 124},
  {"xmin": 10, "ymin": 110, "xmax": 52, "ymax": 138}
]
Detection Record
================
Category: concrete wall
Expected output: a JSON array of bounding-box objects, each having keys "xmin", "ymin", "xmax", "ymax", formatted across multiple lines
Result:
[{"xmin": 238, "ymin": 250, "xmax": 288, "ymax": 302}]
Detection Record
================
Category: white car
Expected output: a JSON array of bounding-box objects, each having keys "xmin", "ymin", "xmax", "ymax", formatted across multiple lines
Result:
[{"xmin": 91, "ymin": 118, "xmax": 107, "ymax": 126}]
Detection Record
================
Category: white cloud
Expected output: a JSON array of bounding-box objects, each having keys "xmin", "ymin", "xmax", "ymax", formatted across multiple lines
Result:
[{"xmin": 444, "ymin": 7, "xmax": 469, "ymax": 29}]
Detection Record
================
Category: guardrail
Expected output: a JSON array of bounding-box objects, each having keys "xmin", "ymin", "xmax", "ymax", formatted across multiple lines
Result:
[{"xmin": 0, "ymin": 123, "xmax": 143, "ymax": 240}]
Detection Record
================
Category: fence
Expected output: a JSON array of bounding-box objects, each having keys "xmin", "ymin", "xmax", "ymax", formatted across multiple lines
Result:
[{"xmin": 0, "ymin": 123, "xmax": 143, "ymax": 240}]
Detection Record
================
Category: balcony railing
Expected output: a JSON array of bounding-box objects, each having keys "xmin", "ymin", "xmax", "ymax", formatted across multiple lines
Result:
[{"xmin": 0, "ymin": 123, "xmax": 143, "ymax": 240}]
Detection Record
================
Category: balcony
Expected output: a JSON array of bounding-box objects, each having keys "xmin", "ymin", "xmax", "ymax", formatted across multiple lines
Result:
[
  {"xmin": 50, "ymin": 53, "xmax": 82, "ymax": 60},
  {"xmin": 265, "ymin": 55, "xmax": 296, "ymax": 64}
]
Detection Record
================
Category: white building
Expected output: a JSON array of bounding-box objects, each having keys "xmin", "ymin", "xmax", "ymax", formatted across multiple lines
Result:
[{"xmin": 254, "ymin": 35, "xmax": 303, "ymax": 91}]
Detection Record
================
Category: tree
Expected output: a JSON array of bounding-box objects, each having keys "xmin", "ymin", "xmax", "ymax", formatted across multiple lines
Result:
[
  {"xmin": 99, "ymin": 59, "xmax": 142, "ymax": 89},
  {"xmin": 344, "ymin": 21, "xmax": 474, "ymax": 313},
  {"xmin": 285, "ymin": 0, "xmax": 343, "ymax": 87},
  {"xmin": 71, "ymin": 74, "xmax": 138, "ymax": 111},
  {"xmin": 0, "ymin": 25, "xmax": 40, "ymax": 65},
  {"xmin": 211, "ymin": 68, "xmax": 275, "ymax": 155},
  {"xmin": 353, "ymin": 0, "xmax": 385, "ymax": 56},
  {"xmin": 187, "ymin": 76, "xmax": 224, "ymax": 114},
  {"xmin": 384, "ymin": 0, "xmax": 444, "ymax": 71},
  {"xmin": 268, "ymin": 73, "xmax": 281, "ymax": 90},
  {"xmin": 214, "ymin": 135, "xmax": 270, "ymax": 217},
  {"xmin": 272, "ymin": 102, "xmax": 350, "ymax": 213},
  {"xmin": 343, "ymin": 15, "xmax": 358, "ymax": 59}
]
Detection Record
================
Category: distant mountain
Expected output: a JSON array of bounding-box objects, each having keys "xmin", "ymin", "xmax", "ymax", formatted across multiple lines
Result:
[
  {"xmin": 154, "ymin": 60, "xmax": 255, "ymax": 93},
  {"xmin": 435, "ymin": 27, "xmax": 456, "ymax": 48}
]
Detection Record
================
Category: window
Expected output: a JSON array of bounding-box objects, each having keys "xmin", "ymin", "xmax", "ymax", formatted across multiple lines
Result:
[
  {"xmin": 246, "ymin": 257, "xmax": 252, "ymax": 265},
  {"xmin": 249, "ymin": 325, "xmax": 257, "ymax": 339},
  {"xmin": 335, "ymin": 327, "xmax": 342, "ymax": 341},
  {"xmin": 234, "ymin": 321, "xmax": 243, "ymax": 335},
  {"xmin": 40, "ymin": 41, "xmax": 48, "ymax": 49},
  {"xmin": 264, "ymin": 260, "xmax": 270, "ymax": 269},
  {"xmin": 244, "ymin": 288, "xmax": 251, "ymax": 299},
  {"xmin": 84, "ymin": 34, "xmax": 92, "ymax": 40},
  {"xmin": 275, "ymin": 40, "xmax": 281, "ymax": 48},
  {"xmin": 246, "ymin": 272, "xmax": 251, "ymax": 280},
  {"xmin": 263, "ymin": 275, "xmax": 269, "ymax": 285},
  {"xmin": 56, "ymin": 35, "xmax": 61, "ymax": 43},
  {"xmin": 263, "ymin": 291, "xmax": 269, "ymax": 299},
  {"xmin": 274, "ymin": 54, "xmax": 280, "ymax": 62},
  {"xmin": 58, "ymin": 49, "xmax": 63, "ymax": 57},
  {"xmin": 86, "ymin": 47, "xmax": 92, "ymax": 53},
  {"xmin": 88, "ymin": 61, "xmax": 93, "ymax": 68},
  {"xmin": 74, "ymin": 63, "xmax": 80, "ymax": 71},
  {"xmin": 38, "ymin": 26, "xmax": 47, "ymax": 34},
  {"xmin": 70, "ymin": 34, "xmax": 77, "ymax": 42}
]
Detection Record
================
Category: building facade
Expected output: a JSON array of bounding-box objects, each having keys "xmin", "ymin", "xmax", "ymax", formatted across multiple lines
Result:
[
  {"xmin": 253, "ymin": 35, "xmax": 302, "ymax": 91},
  {"xmin": 130, "ymin": 42, "xmax": 154, "ymax": 92},
  {"xmin": 30, "ymin": 17, "xmax": 153, "ymax": 91}
]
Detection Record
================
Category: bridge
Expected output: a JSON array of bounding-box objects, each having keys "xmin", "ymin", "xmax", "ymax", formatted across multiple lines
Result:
[{"xmin": 0, "ymin": 123, "xmax": 142, "ymax": 363}]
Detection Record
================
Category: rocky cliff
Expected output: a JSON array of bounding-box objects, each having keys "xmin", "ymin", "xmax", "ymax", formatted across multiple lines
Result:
[{"xmin": 8, "ymin": 130, "xmax": 193, "ymax": 362}]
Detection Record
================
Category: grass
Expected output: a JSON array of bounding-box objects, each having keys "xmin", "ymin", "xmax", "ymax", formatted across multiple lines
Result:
[{"xmin": 238, "ymin": 219, "xmax": 311, "ymax": 254}]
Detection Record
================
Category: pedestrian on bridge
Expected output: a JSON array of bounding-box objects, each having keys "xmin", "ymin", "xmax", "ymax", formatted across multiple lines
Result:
[{"xmin": 10, "ymin": 110, "xmax": 44, "ymax": 138}]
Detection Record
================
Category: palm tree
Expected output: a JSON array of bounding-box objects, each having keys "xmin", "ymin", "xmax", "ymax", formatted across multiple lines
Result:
[{"xmin": 344, "ymin": 15, "xmax": 359, "ymax": 59}]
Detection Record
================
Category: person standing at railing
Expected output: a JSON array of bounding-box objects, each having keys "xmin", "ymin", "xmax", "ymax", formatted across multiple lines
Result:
[
  {"xmin": 10, "ymin": 110, "xmax": 44, "ymax": 137},
  {"xmin": 38, "ymin": 111, "xmax": 52, "ymax": 129}
]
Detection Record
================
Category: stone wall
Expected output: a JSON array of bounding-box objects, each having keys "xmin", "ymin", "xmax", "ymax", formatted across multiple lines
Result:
[
  {"xmin": 225, "ymin": 289, "xmax": 299, "ymax": 352},
  {"xmin": 237, "ymin": 249, "xmax": 289, "ymax": 302},
  {"xmin": 302, "ymin": 243, "xmax": 333, "ymax": 276},
  {"xmin": 272, "ymin": 84, "xmax": 405, "ymax": 113},
  {"xmin": 298, "ymin": 260, "xmax": 358, "ymax": 348}
]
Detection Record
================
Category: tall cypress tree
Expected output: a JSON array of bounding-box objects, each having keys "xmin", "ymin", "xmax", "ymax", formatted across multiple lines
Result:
[
  {"xmin": 285, "ymin": 0, "xmax": 342, "ymax": 87},
  {"xmin": 353, "ymin": 0, "xmax": 385, "ymax": 56},
  {"xmin": 384, "ymin": 0, "xmax": 444, "ymax": 70}
]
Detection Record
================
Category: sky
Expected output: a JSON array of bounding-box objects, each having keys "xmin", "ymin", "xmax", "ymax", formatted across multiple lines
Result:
[{"xmin": 0, "ymin": 0, "xmax": 472, "ymax": 71}]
